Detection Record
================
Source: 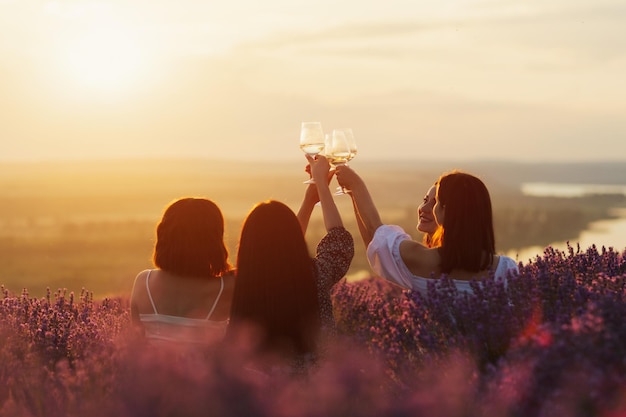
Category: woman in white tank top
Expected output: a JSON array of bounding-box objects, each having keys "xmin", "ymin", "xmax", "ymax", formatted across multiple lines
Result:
[{"xmin": 130, "ymin": 198, "xmax": 235, "ymax": 347}]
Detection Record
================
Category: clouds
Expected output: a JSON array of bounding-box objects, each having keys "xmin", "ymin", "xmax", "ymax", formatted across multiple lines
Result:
[
  {"xmin": 0, "ymin": 0, "xmax": 624, "ymax": 162},
  {"xmin": 221, "ymin": 0, "xmax": 625, "ymax": 110},
  {"xmin": 236, "ymin": 3, "xmax": 625, "ymax": 66}
]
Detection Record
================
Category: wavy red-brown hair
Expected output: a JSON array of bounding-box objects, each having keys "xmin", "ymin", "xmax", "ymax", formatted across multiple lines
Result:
[
  {"xmin": 422, "ymin": 226, "xmax": 443, "ymax": 248},
  {"xmin": 153, "ymin": 198, "xmax": 232, "ymax": 277}
]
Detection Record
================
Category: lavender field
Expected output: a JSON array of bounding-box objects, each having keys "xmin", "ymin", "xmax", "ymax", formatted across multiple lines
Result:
[{"xmin": 1, "ymin": 243, "xmax": 625, "ymax": 417}]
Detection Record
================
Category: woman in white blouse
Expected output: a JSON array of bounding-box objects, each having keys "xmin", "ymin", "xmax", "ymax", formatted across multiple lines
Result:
[{"xmin": 335, "ymin": 167, "xmax": 518, "ymax": 296}]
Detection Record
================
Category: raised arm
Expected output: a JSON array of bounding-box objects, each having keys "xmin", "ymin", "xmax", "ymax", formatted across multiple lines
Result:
[
  {"xmin": 308, "ymin": 155, "xmax": 343, "ymax": 231},
  {"xmin": 296, "ymin": 183, "xmax": 317, "ymax": 235},
  {"xmin": 296, "ymin": 158, "xmax": 339, "ymax": 234},
  {"xmin": 335, "ymin": 165, "xmax": 383, "ymax": 247}
]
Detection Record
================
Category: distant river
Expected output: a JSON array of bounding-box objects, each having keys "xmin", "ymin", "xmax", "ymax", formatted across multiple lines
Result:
[{"xmin": 507, "ymin": 182, "xmax": 626, "ymax": 263}]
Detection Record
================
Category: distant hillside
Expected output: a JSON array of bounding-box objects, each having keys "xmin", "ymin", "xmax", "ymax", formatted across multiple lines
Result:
[
  {"xmin": 359, "ymin": 159, "xmax": 626, "ymax": 187},
  {"xmin": 1, "ymin": 158, "xmax": 624, "ymax": 298}
]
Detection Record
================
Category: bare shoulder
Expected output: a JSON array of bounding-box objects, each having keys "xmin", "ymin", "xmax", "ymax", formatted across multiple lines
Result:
[
  {"xmin": 207, "ymin": 270, "xmax": 236, "ymax": 320},
  {"xmin": 130, "ymin": 269, "xmax": 152, "ymax": 300},
  {"xmin": 132, "ymin": 269, "xmax": 151, "ymax": 288},
  {"xmin": 135, "ymin": 269, "xmax": 152, "ymax": 280},
  {"xmin": 130, "ymin": 269, "xmax": 153, "ymax": 321}
]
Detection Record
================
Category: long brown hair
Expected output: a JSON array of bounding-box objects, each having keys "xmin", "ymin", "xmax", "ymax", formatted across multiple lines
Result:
[
  {"xmin": 229, "ymin": 200, "xmax": 320, "ymax": 357},
  {"xmin": 436, "ymin": 171, "xmax": 495, "ymax": 273},
  {"xmin": 153, "ymin": 198, "xmax": 232, "ymax": 277}
]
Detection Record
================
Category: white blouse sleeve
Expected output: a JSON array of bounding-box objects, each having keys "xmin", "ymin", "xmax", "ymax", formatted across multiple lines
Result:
[
  {"xmin": 495, "ymin": 256, "xmax": 520, "ymax": 280},
  {"xmin": 366, "ymin": 224, "xmax": 415, "ymax": 289}
]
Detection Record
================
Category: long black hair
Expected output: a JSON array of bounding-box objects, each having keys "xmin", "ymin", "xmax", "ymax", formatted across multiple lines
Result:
[
  {"xmin": 437, "ymin": 171, "xmax": 495, "ymax": 274},
  {"xmin": 229, "ymin": 200, "xmax": 320, "ymax": 358}
]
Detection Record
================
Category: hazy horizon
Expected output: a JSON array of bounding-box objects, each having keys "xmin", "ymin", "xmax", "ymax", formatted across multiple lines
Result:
[
  {"xmin": 2, "ymin": 0, "xmax": 625, "ymax": 163},
  {"xmin": 2, "ymin": 156, "xmax": 625, "ymax": 298}
]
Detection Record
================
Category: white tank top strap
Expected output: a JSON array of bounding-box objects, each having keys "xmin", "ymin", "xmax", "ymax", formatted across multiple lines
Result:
[
  {"xmin": 205, "ymin": 275, "xmax": 224, "ymax": 320},
  {"xmin": 145, "ymin": 270, "xmax": 159, "ymax": 315}
]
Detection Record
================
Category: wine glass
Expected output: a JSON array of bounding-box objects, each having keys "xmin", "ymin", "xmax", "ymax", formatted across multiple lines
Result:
[
  {"xmin": 327, "ymin": 129, "xmax": 351, "ymax": 166},
  {"xmin": 299, "ymin": 122, "xmax": 325, "ymax": 184},
  {"xmin": 341, "ymin": 128, "xmax": 358, "ymax": 162},
  {"xmin": 326, "ymin": 129, "xmax": 353, "ymax": 195},
  {"xmin": 332, "ymin": 128, "xmax": 357, "ymax": 195}
]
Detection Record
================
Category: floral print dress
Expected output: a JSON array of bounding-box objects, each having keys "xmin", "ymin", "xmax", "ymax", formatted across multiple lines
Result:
[{"xmin": 312, "ymin": 227, "xmax": 354, "ymax": 333}]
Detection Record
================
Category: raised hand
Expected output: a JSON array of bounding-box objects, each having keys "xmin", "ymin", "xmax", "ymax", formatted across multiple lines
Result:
[{"xmin": 334, "ymin": 165, "xmax": 362, "ymax": 194}]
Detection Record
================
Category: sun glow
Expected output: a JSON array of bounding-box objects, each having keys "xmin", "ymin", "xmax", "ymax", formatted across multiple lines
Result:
[{"xmin": 62, "ymin": 25, "xmax": 144, "ymax": 93}]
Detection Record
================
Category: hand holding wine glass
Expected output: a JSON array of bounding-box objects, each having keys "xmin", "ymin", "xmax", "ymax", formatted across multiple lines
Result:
[
  {"xmin": 328, "ymin": 128, "xmax": 357, "ymax": 194},
  {"xmin": 300, "ymin": 122, "xmax": 325, "ymax": 184},
  {"xmin": 306, "ymin": 153, "xmax": 332, "ymax": 184}
]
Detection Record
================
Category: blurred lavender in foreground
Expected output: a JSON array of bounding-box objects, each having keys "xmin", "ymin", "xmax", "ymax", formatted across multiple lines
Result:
[{"xmin": 0, "ymin": 243, "xmax": 625, "ymax": 416}]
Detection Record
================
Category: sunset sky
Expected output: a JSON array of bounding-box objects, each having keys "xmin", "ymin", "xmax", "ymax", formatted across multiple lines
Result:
[{"xmin": 1, "ymin": 0, "xmax": 625, "ymax": 163}]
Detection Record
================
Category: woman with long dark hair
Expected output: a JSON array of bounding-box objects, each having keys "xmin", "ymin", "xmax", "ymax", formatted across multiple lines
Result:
[
  {"xmin": 228, "ymin": 155, "xmax": 354, "ymax": 367},
  {"xmin": 335, "ymin": 168, "xmax": 517, "ymax": 296}
]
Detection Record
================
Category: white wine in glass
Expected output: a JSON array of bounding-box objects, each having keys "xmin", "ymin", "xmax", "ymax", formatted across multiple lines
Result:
[
  {"xmin": 300, "ymin": 122, "xmax": 325, "ymax": 184},
  {"xmin": 328, "ymin": 129, "xmax": 351, "ymax": 166},
  {"xmin": 342, "ymin": 128, "xmax": 357, "ymax": 162},
  {"xmin": 333, "ymin": 128, "xmax": 357, "ymax": 194}
]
